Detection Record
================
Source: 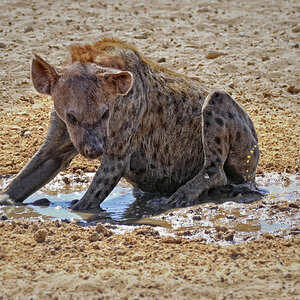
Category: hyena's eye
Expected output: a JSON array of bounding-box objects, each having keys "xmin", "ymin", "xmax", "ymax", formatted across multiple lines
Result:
[
  {"xmin": 102, "ymin": 109, "xmax": 110, "ymax": 120},
  {"xmin": 67, "ymin": 113, "xmax": 80, "ymax": 125}
]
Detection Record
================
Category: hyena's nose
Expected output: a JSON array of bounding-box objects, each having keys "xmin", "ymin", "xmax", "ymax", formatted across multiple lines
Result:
[{"xmin": 84, "ymin": 145, "xmax": 104, "ymax": 159}]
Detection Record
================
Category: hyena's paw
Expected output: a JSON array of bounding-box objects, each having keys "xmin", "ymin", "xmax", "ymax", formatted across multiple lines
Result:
[
  {"xmin": 69, "ymin": 198, "xmax": 99, "ymax": 211},
  {"xmin": 166, "ymin": 189, "xmax": 201, "ymax": 208},
  {"xmin": 0, "ymin": 194, "xmax": 15, "ymax": 206}
]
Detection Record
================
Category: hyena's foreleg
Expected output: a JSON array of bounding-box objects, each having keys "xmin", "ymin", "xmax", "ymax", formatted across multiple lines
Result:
[{"xmin": 0, "ymin": 109, "xmax": 77, "ymax": 205}]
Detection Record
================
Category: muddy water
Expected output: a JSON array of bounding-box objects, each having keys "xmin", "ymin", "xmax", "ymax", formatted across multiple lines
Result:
[{"xmin": 0, "ymin": 173, "xmax": 299, "ymax": 243}]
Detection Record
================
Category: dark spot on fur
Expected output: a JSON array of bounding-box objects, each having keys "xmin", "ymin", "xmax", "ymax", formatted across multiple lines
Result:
[
  {"xmin": 206, "ymin": 111, "xmax": 212, "ymax": 117},
  {"xmin": 118, "ymin": 144, "xmax": 123, "ymax": 151},
  {"xmin": 243, "ymin": 126, "xmax": 247, "ymax": 132},
  {"xmin": 216, "ymin": 157, "xmax": 222, "ymax": 164},
  {"xmin": 214, "ymin": 92, "xmax": 220, "ymax": 98},
  {"xmin": 211, "ymin": 150, "xmax": 217, "ymax": 156},
  {"xmin": 236, "ymin": 131, "xmax": 241, "ymax": 142},
  {"xmin": 164, "ymin": 144, "xmax": 169, "ymax": 155},
  {"xmin": 217, "ymin": 148, "xmax": 222, "ymax": 155},
  {"xmin": 122, "ymin": 121, "xmax": 129, "ymax": 131},
  {"xmin": 205, "ymin": 121, "xmax": 211, "ymax": 127},
  {"xmin": 150, "ymin": 163, "xmax": 156, "ymax": 169},
  {"xmin": 228, "ymin": 111, "xmax": 234, "ymax": 119},
  {"xmin": 103, "ymin": 178, "xmax": 109, "ymax": 186},
  {"xmin": 215, "ymin": 117, "xmax": 224, "ymax": 127},
  {"xmin": 117, "ymin": 162, "xmax": 123, "ymax": 169},
  {"xmin": 110, "ymin": 166, "xmax": 116, "ymax": 173},
  {"xmin": 215, "ymin": 136, "xmax": 221, "ymax": 144},
  {"xmin": 157, "ymin": 105, "xmax": 163, "ymax": 115},
  {"xmin": 102, "ymin": 166, "xmax": 108, "ymax": 173},
  {"xmin": 210, "ymin": 162, "xmax": 216, "ymax": 167}
]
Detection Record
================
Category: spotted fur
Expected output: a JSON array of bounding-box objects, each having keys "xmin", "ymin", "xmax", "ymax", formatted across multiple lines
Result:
[{"xmin": 0, "ymin": 39, "xmax": 259, "ymax": 209}]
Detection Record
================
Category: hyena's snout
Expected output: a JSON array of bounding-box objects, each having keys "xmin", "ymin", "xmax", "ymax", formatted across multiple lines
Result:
[
  {"xmin": 80, "ymin": 131, "xmax": 107, "ymax": 159},
  {"xmin": 83, "ymin": 143, "xmax": 104, "ymax": 159}
]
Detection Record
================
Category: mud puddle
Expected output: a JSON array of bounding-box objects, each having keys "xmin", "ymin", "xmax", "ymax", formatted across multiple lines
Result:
[{"xmin": 0, "ymin": 173, "xmax": 299, "ymax": 244}]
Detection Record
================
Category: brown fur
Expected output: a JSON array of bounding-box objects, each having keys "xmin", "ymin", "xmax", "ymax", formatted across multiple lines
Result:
[{"xmin": 0, "ymin": 39, "xmax": 259, "ymax": 209}]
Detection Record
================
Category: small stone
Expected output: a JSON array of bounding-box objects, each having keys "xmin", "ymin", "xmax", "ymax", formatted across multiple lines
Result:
[
  {"xmin": 292, "ymin": 25, "xmax": 300, "ymax": 33},
  {"xmin": 88, "ymin": 232, "xmax": 100, "ymax": 242},
  {"xmin": 224, "ymin": 232, "xmax": 234, "ymax": 241},
  {"xmin": 215, "ymin": 225, "xmax": 228, "ymax": 232},
  {"xmin": 286, "ymin": 85, "xmax": 299, "ymax": 94},
  {"xmin": 32, "ymin": 198, "xmax": 50, "ymax": 206},
  {"xmin": 192, "ymin": 215, "xmax": 202, "ymax": 221},
  {"xmin": 24, "ymin": 26, "xmax": 33, "ymax": 33},
  {"xmin": 261, "ymin": 56, "xmax": 270, "ymax": 61},
  {"xmin": 134, "ymin": 32, "xmax": 149, "ymax": 39},
  {"xmin": 157, "ymin": 57, "xmax": 166, "ymax": 63},
  {"xmin": 205, "ymin": 50, "xmax": 226, "ymax": 59},
  {"xmin": 31, "ymin": 224, "xmax": 39, "ymax": 232},
  {"xmin": 0, "ymin": 43, "xmax": 6, "ymax": 49},
  {"xmin": 1, "ymin": 215, "xmax": 8, "ymax": 221},
  {"xmin": 34, "ymin": 230, "xmax": 47, "ymax": 243},
  {"xmin": 62, "ymin": 176, "xmax": 71, "ymax": 185},
  {"xmin": 96, "ymin": 223, "xmax": 113, "ymax": 237},
  {"xmin": 247, "ymin": 61, "xmax": 255, "ymax": 66},
  {"xmin": 22, "ymin": 130, "xmax": 31, "ymax": 137},
  {"xmin": 292, "ymin": 43, "xmax": 299, "ymax": 48},
  {"xmin": 71, "ymin": 234, "xmax": 79, "ymax": 241},
  {"xmin": 227, "ymin": 82, "xmax": 235, "ymax": 89},
  {"xmin": 289, "ymin": 203, "xmax": 299, "ymax": 209},
  {"xmin": 161, "ymin": 236, "xmax": 182, "ymax": 244},
  {"xmin": 132, "ymin": 253, "xmax": 144, "ymax": 261}
]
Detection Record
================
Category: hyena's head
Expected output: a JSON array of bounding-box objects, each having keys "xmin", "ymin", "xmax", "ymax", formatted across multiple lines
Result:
[{"xmin": 31, "ymin": 55, "xmax": 133, "ymax": 159}]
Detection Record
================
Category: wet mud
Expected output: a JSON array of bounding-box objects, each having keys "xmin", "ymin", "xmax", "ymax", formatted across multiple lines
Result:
[{"xmin": 1, "ymin": 173, "xmax": 299, "ymax": 244}]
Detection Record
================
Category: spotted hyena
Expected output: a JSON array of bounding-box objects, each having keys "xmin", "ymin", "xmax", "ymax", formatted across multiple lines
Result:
[{"xmin": 0, "ymin": 39, "xmax": 259, "ymax": 210}]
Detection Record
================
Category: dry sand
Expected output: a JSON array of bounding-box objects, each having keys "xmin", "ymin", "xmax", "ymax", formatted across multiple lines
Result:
[{"xmin": 0, "ymin": 0, "xmax": 299, "ymax": 299}]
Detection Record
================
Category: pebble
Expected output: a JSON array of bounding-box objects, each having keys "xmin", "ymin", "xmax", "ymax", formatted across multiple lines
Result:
[
  {"xmin": 1, "ymin": 215, "xmax": 8, "ymax": 221},
  {"xmin": 205, "ymin": 50, "xmax": 226, "ymax": 59},
  {"xmin": 132, "ymin": 253, "xmax": 144, "ymax": 261},
  {"xmin": 224, "ymin": 231, "xmax": 234, "ymax": 242},
  {"xmin": 88, "ymin": 232, "xmax": 100, "ymax": 242},
  {"xmin": 62, "ymin": 176, "xmax": 71, "ymax": 185},
  {"xmin": 22, "ymin": 131, "xmax": 31, "ymax": 137},
  {"xmin": 157, "ymin": 57, "xmax": 166, "ymax": 63},
  {"xmin": 96, "ymin": 223, "xmax": 113, "ymax": 237},
  {"xmin": 0, "ymin": 43, "xmax": 6, "ymax": 49},
  {"xmin": 292, "ymin": 25, "xmax": 300, "ymax": 33},
  {"xmin": 31, "ymin": 224, "xmax": 39, "ymax": 232},
  {"xmin": 24, "ymin": 26, "xmax": 33, "ymax": 33},
  {"xmin": 286, "ymin": 85, "xmax": 299, "ymax": 94},
  {"xmin": 261, "ymin": 56, "xmax": 270, "ymax": 61},
  {"xmin": 34, "ymin": 230, "xmax": 47, "ymax": 243},
  {"xmin": 32, "ymin": 198, "xmax": 51, "ymax": 206},
  {"xmin": 215, "ymin": 225, "xmax": 228, "ymax": 232},
  {"xmin": 227, "ymin": 82, "xmax": 235, "ymax": 89},
  {"xmin": 134, "ymin": 32, "xmax": 149, "ymax": 39}
]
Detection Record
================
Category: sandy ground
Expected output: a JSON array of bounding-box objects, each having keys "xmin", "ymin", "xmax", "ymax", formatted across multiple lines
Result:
[{"xmin": 0, "ymin": 0, "xmax": 299, "ymax": 299}]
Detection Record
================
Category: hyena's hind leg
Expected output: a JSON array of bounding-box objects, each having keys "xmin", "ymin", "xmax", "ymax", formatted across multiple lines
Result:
[
  {"xmin": 166, "ymin": 90, "xmax": 259, "ymax": 208},
  {"xmin": 0, "ymin": 109, "xmax": 78, "ymax": 205}
]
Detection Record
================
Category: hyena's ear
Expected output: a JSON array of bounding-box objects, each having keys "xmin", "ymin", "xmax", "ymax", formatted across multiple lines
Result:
[
  {"xmin": 31, "ymin": 55, "xmax": 59, "ymax": 95},
  {"xmin": 102, "ymin": 70, "xmax": 133, "ymax": 96}
]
